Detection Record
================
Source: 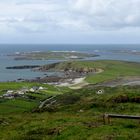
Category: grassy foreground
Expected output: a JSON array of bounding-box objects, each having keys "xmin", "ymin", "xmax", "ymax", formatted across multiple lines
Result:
[{"xmin": 0, "ymin": 85, "xmax": 140, "ymax": 140}]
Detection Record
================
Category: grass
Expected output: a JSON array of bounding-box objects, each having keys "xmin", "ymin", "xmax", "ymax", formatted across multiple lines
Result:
[
  {"xmin": 0, "ymin": 82, "xmax": 60, "ymax": 91},
  {"xmin": 0, "ymin": 82, "xmax": 70, "ymax": 114},
  {"xmin": 86, "ymin": 61, "xmax": 140, "ymax": 84},
  {"xmin": 0, "ymin": 99, "xmax": 37, "ymax": 114},
  {"xmin": 50, "ymin": 60, "xmax": 140, "ymax": 84},
  {"xmin": 0, "ymin": 85, "xmax": 139, "ymax": 140},
  {"xmin": 0, "ymin": 60, "xmax": 140, "ymax": 139}
]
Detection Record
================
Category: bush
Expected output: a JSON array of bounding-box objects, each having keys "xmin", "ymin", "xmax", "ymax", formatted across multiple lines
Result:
[{"xmin": 58, "ymin": 93, "xmax": 80, "ymax": 105}]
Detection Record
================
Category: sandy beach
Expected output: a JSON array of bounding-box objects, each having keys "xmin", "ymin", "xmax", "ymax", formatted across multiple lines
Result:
[{"xmin": 57, "ymin": 77, "xmax": 89, "ymax": 89}]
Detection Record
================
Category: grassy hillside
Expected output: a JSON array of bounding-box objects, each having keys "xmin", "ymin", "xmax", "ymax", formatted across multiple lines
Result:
[
  {"xmin": 0, "ymin": 85, "xmax": 140, "ymax": 140},
  {"xmin": 0, "ymin": 60, "xmax": 140, "ymax": 139},
  {"xmin": 86, "ymin": 60, "xmax": 140, "ymax": 84},
  {"xmin": 48, "ymin": 60, "xmax": 140, "ymax": 84},
  {"xmin": 0, "ymin": 82, "xmax": 70, "ymax": 114}
]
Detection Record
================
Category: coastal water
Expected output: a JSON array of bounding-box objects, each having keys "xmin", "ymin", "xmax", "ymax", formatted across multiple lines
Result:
[{"xmin": 0, "ymin": 44, "xmax": 140, "ymax": 82}]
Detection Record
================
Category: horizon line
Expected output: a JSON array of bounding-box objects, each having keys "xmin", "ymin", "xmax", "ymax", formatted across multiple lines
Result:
[{"xmin": 0, "ymin": 43, "xmax": 140, "ymax": 45}]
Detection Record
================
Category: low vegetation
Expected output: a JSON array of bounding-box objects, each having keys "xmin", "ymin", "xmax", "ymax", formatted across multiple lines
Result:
[
  {"xmin": 40, "ymin": 60, "xmax": 140, "ymax": 84},
  {"xmin": 0, "ymin": 84, "xmax": 140, "ymax": 140},
  {"xmin": 0, "ymin": 60, "xmax": 140, "ymax": 140},
  {"xmin": 0, "ymin": 82, "xmax": 70, "ymax": 114},
  {"xmin": 9, "ymin": 51, "xmax": 97, "ymax": 60}
]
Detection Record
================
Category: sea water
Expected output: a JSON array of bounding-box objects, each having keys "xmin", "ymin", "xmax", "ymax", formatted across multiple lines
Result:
[{"xmin": 0, "ymin": 44, "xmax": 140, "ymax": 82}]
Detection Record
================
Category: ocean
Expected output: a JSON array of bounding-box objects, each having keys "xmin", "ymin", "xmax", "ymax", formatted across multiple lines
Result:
[{"xmin": 0, "ymin": 44, "xmax": 140, "ymax": 82}]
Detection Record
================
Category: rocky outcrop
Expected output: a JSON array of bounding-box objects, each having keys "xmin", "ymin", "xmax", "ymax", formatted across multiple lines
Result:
[
  {"xmin": 112, "ymin": 95, "xmax": 140, "ymax": 103},
  {"xmin": 36, "ymin": 62, "xmax": 101, "ymax": 74},
  {"xmin": 64, "ymin": 67, "xmax": 98, "ymax": 73},
  {"xmin": 6, "ymin": 65, "xmax": 40, "ymax": 69},
  {"xmin": 36, "ymin": 63, "xmax": 60, "ymax": 72}
]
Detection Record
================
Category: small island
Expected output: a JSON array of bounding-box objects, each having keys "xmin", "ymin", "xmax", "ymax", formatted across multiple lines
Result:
[
  {"xmin": 8, "ymin": 51, "xmax": 99, "ymax": 60},
  {"xmin": 111, "ymin": 50, "xmax": 140, "ymax": 55}
]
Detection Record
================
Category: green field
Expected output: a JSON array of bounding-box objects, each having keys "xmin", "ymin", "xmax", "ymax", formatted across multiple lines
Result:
[
  {"xmin": 85, "ymin": 60, "xmax": 140, "ymax": 84},
  {"xmin": 50, "ymin": 60, "xmax": 140, "ymax": 84},
  {"xmin": 0, "ymin": 60, "xmax": 140, "ymax": 140},
  {"xmin": 0, "ymin": 86, "xmax": 140, "ymax": 140},
  {"xmin": 0, "ymin": 82, "xmax": 70, "ymax": 114}
]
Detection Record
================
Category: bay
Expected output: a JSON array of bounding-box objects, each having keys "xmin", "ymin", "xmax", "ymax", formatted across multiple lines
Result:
[{"xmin": 0, "ymin": 44, "xmax": 140, "ymax": 82}]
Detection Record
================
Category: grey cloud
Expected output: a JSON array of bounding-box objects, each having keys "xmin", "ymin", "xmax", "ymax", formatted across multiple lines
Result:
[
  {"xmin": 70, "ymin": 0, "xmax": 140, "ymax": 29},
  {"xmin": 0, "ymin": 0, "xmax": 140, "ymax": 34}
]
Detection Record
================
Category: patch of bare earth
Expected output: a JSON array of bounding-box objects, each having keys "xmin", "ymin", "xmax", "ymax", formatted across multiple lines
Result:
[{"xmin": 96, "ymin": 76, "xmax": 140, "ymax": 87}]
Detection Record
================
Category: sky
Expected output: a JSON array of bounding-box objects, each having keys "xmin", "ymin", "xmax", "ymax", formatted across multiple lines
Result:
[{"xmin": 0, "ymin": 0, "xmax": 140, "ymax": 44}]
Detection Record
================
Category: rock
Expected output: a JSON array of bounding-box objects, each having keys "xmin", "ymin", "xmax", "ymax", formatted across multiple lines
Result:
[
  {"xmin": 79, "ymin": 109, "xmax": 84, "ymax": 113},
  {"xmin": 47, "ymin": 128, "xmax": 62, "ymax": 135},
  {"xmin": 6, "ymin": 65, "xmax": 40, "ymax": 69}
]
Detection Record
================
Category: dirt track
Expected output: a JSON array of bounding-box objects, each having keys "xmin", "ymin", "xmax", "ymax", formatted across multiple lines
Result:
[{"xmin": 96, "ymin": 76, "xmax": 140, "ymax": 87}]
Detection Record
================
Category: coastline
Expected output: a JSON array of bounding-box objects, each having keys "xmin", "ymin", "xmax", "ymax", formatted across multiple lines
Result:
[
  {"xmin": 0, "ymin": 60, "xmax": 140, "ymax": 88},
  {"xmin": 0, "ymin": 44, "xmax": 140, "ymax": 82}
]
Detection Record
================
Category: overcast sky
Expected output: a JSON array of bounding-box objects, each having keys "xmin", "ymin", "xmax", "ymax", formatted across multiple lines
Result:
[{"xmin": 0, "ymin": 0, "xmax": 140, "ymax": 44}]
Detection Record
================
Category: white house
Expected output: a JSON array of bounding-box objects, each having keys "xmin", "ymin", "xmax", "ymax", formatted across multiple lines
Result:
[
  {"xmin": 7, "ymin": 90, "xmax": 14, "ymax": 94},
  {"xmin": 39, "ymin": 86, "xmax": 44, "ymax": 90},
  {"xmin": 30, "ymin": 88, "xmax": 35, "ymax": 92},
  {"xmin": 96, "ymin": 90, "xmax": 104, "ymax": 95},
  {"xmin": 17, "ymin": 91, "xmax": 25, "ymax": 95}
]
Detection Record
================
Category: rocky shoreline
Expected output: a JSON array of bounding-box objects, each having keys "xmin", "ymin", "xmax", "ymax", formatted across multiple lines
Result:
[
  {"xmin": 5, "ymin": 62, "xmax": 102, "ymax": 84},
  {"xmin": 6, "ymin": 65, "xmax": 40, "ymax": 69},
  {"xmin": 27, "ymin": 71, "xmax": 89, "ymax": 83}
]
